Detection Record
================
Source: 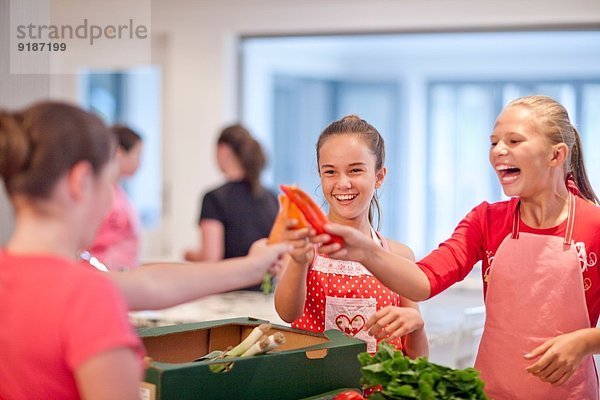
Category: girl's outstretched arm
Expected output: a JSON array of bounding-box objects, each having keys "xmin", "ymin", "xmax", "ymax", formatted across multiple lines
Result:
[
  {"xmin": 109, "ymin": 239, "xmax": 291, "ymax": 311},
  {"xmin": 319, "ymin": 223, "xmax": 431, "ymax": 301},
  {"xmin": 274, "ymin": 221, "xmax": 315, "ymax": 323}
]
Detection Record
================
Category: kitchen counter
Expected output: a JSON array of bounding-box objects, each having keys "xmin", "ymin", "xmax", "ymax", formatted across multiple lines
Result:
[
  {"xmin": 130, "ymin": 286, "xmax": 486, "ymax": 368},
  {"xmin": 130, "ymin": 290, "xmax": 287, "ymax": 327}
]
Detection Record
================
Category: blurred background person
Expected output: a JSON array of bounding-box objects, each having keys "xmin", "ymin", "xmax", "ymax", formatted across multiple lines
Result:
[
  {"xmin": 88, "ymin": 125, "xmax": 143, "ymax": 271},
  {"xmin": 184, "ymin": 124, "xmax": 278, "ymax": 291},
  {"xmin": 0, "ymin": 185, "xmax": 13, "ymax": 246}
]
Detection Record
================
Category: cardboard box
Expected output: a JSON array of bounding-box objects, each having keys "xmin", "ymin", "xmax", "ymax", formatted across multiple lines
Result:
[{"xmin": 138, "ymin": 317, "xmax": 365, "ymax": 400}]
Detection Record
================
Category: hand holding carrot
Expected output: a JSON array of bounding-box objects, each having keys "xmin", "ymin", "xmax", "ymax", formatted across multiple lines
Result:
[
  {"xmin": 283, "ymin": 220, "xmax": 314, "ymax": 267},
  {"xmin": 248, "ymin": 239, "xmax": 292, "ymax": 280}
]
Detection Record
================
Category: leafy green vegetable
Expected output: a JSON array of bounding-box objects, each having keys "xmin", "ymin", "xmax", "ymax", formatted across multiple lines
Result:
[
  {"xmin": 261, "ymin": 272, "xmax": 274, "ymax": 294},
  {"xmin": 358, "ymin": 342, "xmax": 488, "ymax": 400}
]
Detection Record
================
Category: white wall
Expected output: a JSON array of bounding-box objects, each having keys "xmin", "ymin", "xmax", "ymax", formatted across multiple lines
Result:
[
  {"xmin": 0, "ymin": 0, "xmax": 46, "ymax": 244},
  {"xmin": 240, "ymin": 32, "xmax": 600, "ymax": 257},
  {"xmin": 2, "ymin": 0, "xmax": 599, "ymax": 257},
  {"xmin": 148, "ymin": 0, "xmax": 600, "ymax": 260}
]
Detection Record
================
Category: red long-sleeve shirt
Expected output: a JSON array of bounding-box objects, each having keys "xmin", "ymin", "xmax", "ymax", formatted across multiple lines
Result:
[{"xmin": 417, "ymin": 196, "xmax": 600, "ymax": 326}]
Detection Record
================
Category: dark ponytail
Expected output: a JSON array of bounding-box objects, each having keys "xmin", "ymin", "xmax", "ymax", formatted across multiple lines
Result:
[{"xmin": 217, "ymin": 124, "xmax": 266, "ymax": 195}]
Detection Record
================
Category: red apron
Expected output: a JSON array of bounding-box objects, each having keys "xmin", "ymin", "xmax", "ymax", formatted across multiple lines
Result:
[{"xmin": 475, "ymin": 194, "xmax": 598, "ymax": 399}]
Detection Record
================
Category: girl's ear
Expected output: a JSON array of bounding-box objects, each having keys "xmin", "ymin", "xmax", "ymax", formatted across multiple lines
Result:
[
  {"xmin": 549, "ymin": 143, "xmax": 568, "ymax": 167},
  {"xmin": 375, "ymin": 166, "xmax": 387, "ymax": 189},
  {"xmin": 67, "ymin": 161, "xmax": 94, "ymax": 201}
]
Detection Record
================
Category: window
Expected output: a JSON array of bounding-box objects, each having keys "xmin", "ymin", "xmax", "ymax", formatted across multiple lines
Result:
[
  {"xmin": 79, "ymin": 67, "xmax": 163, "ymax": 229},
  {"xmin": 272, "ymin": 76, "xmax": 400, "ymax": 231},
  {"xmin": 241, "ymin": 31, "xmax": 600, "ymax": 257},
  {"xmin": 426, "ymin": 80, "xmax": 600, "ymax": 248}
]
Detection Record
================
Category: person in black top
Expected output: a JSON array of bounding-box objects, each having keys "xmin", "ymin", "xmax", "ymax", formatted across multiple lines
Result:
[{"xmin": 184, "ymin": 124, "xmax": 279, "ymax": 291}]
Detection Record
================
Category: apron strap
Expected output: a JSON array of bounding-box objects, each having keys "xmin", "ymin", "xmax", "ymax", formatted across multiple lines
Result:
[
  {"xmin": 511, "ymin": 193, "xmax": 576, "ymax": 245},
  {"xmin": 565, "ymin": 192, "xmax": 576, "ymax": 245},
  {"xmin": 370, "ymin": 226, "xmax": 390, "ymax": 250},
  {"xmin": 511, "ymin": 202, "xmax": 521, "ymax": 239}
]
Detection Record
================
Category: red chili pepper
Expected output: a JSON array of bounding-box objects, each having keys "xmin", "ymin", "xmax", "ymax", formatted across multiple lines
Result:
[
  {"xmin": 333, "ymin": 390, "xmax": 365, "ymax": 400},
  {"xmin": 280, "ymin": 184, "xmax": 344, "ymax": 246}
]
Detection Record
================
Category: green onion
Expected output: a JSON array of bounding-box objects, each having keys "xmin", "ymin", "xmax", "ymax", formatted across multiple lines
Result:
[
  {"xmin": 240, "ymin": 332, "xmax": 286, "ymax": 357},
  {"xmin": 225, "ymin": 323, "xmax": 271, "ymax": 357}
]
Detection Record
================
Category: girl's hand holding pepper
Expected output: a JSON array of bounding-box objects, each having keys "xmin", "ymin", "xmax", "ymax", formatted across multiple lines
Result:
[
  {"xmin": 316, "ymin": 223, "xmax": 379, "ymax": 264},
  {"xmin": 282, "ymin": 219, "xmax": 315, "ymax": 267}
]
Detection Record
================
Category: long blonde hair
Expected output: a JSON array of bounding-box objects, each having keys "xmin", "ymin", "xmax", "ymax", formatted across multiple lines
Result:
[{"xmin": 506, "ymin": 95, "xmax": 598, "ymax": 204}]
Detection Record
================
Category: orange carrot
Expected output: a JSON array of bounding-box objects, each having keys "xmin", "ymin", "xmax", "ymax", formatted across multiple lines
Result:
[{"xmin": 267, "ymin": 194, "xmax": 309, "ymax": 244}]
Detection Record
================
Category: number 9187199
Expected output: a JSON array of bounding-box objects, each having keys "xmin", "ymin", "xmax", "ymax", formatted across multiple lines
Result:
[{"xmin": 17, "ymin": 42, "xmax": 67, "ymax": 51}]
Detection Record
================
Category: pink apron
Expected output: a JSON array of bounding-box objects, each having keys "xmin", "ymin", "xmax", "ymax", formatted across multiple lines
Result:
[{"xmin": 475, "ymin": 194, "xmax": 598, "ymax": 399}]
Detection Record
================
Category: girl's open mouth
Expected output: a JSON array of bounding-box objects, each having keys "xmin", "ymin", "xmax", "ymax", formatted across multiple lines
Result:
[{"xmin": 496, "ymin": 165, "xmax": 521, "ymax": 184}]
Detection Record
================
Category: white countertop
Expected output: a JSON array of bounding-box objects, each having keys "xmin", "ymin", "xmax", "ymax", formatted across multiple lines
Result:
[
  {"xmin": 130, "ymin": 287, "xmax": 486, "ymax": 368},
  {"xmin": 130, "ymin": 290, "xmax": 288, "ymax": 327},
  {"xmin": 129, "ymin": 286, "xmax": 484, "ymax": 337}
]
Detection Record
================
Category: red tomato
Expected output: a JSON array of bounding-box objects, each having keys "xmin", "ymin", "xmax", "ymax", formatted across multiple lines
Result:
[{"xmin": 333, "ymin": 390, "xmax": 365, "ymax": 400}]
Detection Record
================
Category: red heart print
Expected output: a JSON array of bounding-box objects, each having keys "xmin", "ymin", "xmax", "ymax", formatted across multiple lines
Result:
[{"xmin": 334, "ymin": 314, "xmax": 366, "ymax": 336}]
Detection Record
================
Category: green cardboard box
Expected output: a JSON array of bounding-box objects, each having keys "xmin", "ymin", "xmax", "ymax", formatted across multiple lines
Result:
[{"xmin": 138, "ymin": 317, "xmax": 365, "ymax": 400}]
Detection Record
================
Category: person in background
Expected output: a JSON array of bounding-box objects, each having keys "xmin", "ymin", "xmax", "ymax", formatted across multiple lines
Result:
[
  {"xmin": 184, "ymin": 124, "xmax": 279, "ymax": 291},
  {"xmin": 319, "ymin": 96, "xmax": 600, "ymax": 399},
  {"xmin": 0, "ymin": 184, "xmax": 13, "ymax": 246},
  {"xmin": 0, "ymin": 101, "xmax": 290, "ymax": 400},
  {"xmin": 88, "ymin": 124, "xmax": 142, "ymax": 271},
  {"xmin": 274, "ymin": 115, "xmax": 428, "ymax": 359}
]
